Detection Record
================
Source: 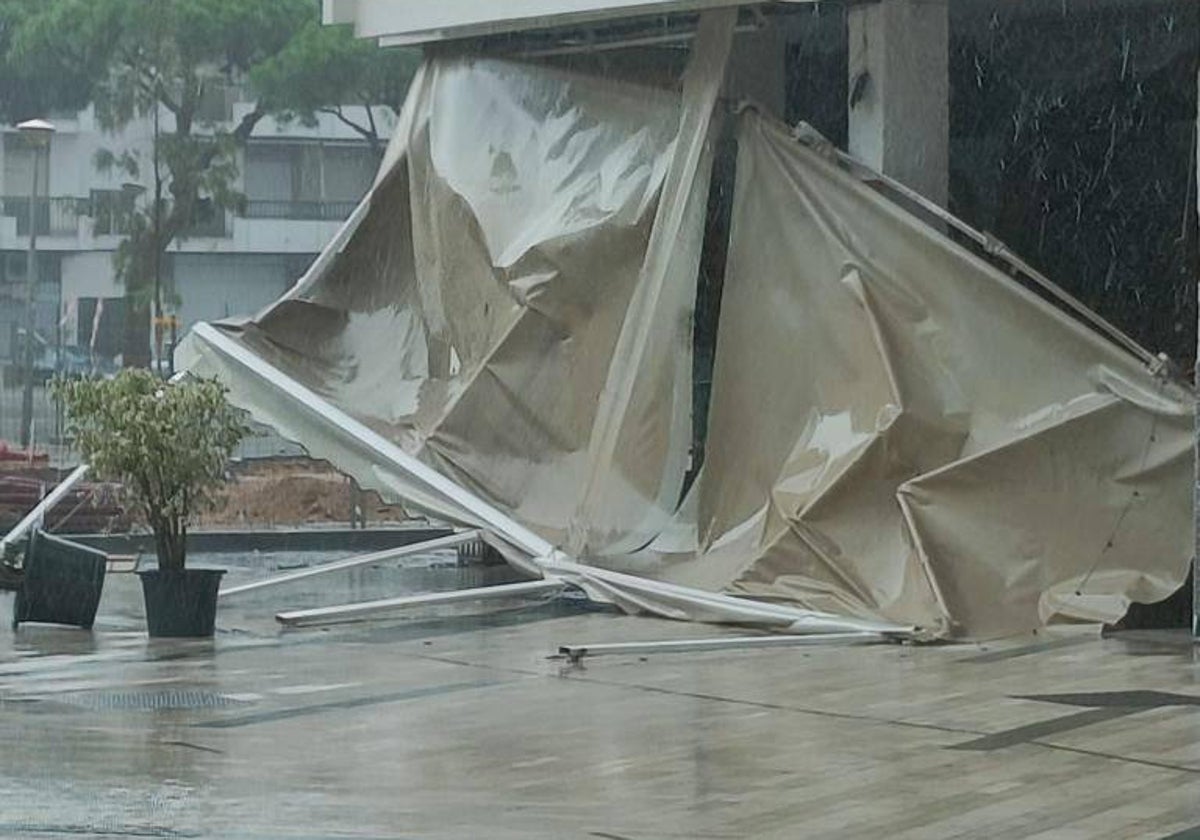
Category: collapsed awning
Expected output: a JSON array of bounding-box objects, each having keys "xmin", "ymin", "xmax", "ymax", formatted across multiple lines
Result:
[{"xmin": 180, "ymin": 10, "xmax": 1193, "ymax": 640}]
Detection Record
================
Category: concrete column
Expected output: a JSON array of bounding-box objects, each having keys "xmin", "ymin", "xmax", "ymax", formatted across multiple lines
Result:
[
  {"xmin": 847, "ymin": 0, "xmax": 949, "ymax": 207},
  {"xmin": 1193, "ymin": 63, "xmax": 1198, "ymax": 641}
]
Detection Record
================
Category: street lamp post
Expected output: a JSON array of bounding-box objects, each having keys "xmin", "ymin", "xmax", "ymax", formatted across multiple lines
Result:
[
  {"xmin": 152, "ymin": 165, "xmax": 164, "ymax": 377},
  {"xmin": 16, "ymin": 119, "xmax": 55, "ymax": 450},
  {"xmin": 150, "ymin": 100, "xmax": 165, "ymax": 378}
]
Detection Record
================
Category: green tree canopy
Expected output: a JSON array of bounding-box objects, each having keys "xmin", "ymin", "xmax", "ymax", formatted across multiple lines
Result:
[
  {"xmin": 0, "ymin": 0, "xmax": 106, "ymax": 122},
  {"xmin": 250, "ymin": 19, "xmax": 419, "ymax": 152}
]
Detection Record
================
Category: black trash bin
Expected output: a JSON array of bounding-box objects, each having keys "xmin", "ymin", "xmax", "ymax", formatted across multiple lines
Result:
[{"xmin": 12, "ymin": 530, "xmax": 108, "ymax": 630}]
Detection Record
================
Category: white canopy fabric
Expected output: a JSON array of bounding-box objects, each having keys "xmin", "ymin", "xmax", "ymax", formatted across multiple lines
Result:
[
  {"xmin": 180, "ymin": 13, "xmax": 1192, "ymax": 639},
  {"xmin": 654, "ymin": 111, "xmax": 1192, "ymax": 638}
]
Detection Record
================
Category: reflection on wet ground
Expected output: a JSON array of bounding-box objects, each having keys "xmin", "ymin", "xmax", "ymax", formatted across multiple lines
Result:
[{"xmin": 1, "ymin": 547, "xmax": 1198, "ymax": 839}]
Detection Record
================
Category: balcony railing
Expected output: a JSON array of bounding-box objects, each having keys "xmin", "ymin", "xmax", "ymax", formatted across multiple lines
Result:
[
  {"xmin": 3, "ymin": 195, "xmax": 350, "ymax": 238},
  {"xmin": 241, "ymin": 200, "xmax": 358, "ymax": 221},
  {"xmin": 1, "ymin": 197, "xmax": 86, "ymax": 236},
  {"xmin": 3, "ymin": 194, "xmax": 232, "ymax": 239}
]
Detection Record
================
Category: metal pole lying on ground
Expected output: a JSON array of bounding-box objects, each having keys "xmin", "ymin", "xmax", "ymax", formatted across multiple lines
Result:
[
  {"xmin": 556, "ymin": 632, "xmax": 889, "ymax": 664},
  {"xmin": 543, "ymin": 556, "xmax": 913, "ymax": 635},
  {"xmin": 218, "ymin": 529, "xmax": 482, "ymax": 597},
  {"xmin": 0, "ymin": 463, "xmax": 89, "ymax": 553},
  {"xmin": 275, "ymin": 578, "xmax": 565, "ymax": 626}
]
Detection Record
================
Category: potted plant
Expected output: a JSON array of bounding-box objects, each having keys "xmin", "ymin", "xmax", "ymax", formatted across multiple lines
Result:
[{"xmin": 52, "ymin": 370, "xmax": 248, "ymax": 637}]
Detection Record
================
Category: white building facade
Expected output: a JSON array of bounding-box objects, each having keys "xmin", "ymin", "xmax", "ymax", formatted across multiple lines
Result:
[{"xmin": 0, "ymin": 93, "xmax": 393, "ymax": 371}]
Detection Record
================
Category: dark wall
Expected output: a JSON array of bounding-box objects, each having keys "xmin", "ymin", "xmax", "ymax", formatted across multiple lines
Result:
[
  {"xmin": 949, "ymin": 0, "xmax": 1199, "ymax": 370},
  {"xmin": 781, "ymin": 0, "xmax": 1199, "ymax": 372}
]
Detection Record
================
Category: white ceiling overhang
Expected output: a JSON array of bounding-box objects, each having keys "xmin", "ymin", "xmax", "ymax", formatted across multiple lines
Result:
[{"xmin": 323, "ymin": 0, "xmax": 811, "ymax": 46}]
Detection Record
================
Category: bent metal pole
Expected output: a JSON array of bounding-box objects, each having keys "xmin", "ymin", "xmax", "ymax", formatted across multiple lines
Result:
[
  {"xmin": 219, "ymin": 530, "xmax": 482, "ymax": 597},
  {"xmin": 0, "ymin": 463, "xmax": 90, "ymax": 553}
]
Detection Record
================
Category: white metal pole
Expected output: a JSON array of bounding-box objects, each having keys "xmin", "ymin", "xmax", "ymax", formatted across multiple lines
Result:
[
  {"xmin": 543, "ymin": 555, "xmax": 913, "ymax": 634},
  {"xmin": 0, "ymin": 463, "xmax": 89, "ymax": 553},
  {"xmin": 821, "ymin": 137, "xmax": 1155, "ymax": 369},
  {"xmin": 219, "ymin": 529, "xmax": 481, "ymax": 597},
  {"xmin": 556, "ymin": 631, "xmax": 887, "ymax": 663},
  {"xmin": 20, "ymin": 144, "xmax": 41, "ymax": 448},
  {"xmin": 275, "ymin": 578, "xmax": 564, "ymax": 626}
]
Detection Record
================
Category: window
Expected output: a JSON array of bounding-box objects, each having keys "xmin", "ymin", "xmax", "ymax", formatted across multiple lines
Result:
[
  {"xmin": 242, "ymin": 142, "xmax": 379, "ymax": 220},
  {"xmin": 184, "ymin": 197, "xmax": 226, "ymax": 238},
  {"xmin": 195, "ymin": 80, "xmax": 237, "ymax": 124},
  {"xmin": 90, "ymin": 189, "xmax": 135, "ymax": 236},
  {"xmin": 322, "ymin": 146, "xmax": 377, "ymax": 203},
  {"xmin": 2, "ymin": 134, "xmax": 49, "ymax": 197},
  {"xmin": 0, "ymin": 251, "xmax": 59, "ymax": 287}
]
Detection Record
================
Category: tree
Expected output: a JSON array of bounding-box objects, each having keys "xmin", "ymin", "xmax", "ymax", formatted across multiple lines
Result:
[
  {"xmin": 0, "ymin": 0, "xmax": 105, "ymax": 122},
  {"xmin": 10, "ymin": 0, "xmax": 311, "ymax": 366},
  {"xmin": 249, "ymin": 19, "xmax": 419, "ymax": 153},
  {"xmin": 52, "ymin": 370, "xmax": 248, "ymax": 570}
]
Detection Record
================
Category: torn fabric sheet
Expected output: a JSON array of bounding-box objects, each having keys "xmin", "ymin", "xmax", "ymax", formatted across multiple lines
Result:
[
  {"xmin": 678, "ymin": 110, "xmax": 1192, "ymax": 638},
  {"xmin": 190, "ymin": 53, "xmax": 691, "ymax": 545}
]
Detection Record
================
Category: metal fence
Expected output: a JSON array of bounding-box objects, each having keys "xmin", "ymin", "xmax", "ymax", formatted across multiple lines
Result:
[
  {"xmin": 1, "ymin": 195, "xmax": 230, "ymax": 239},
  {"xmin": 0, "ymin": 196, "xmax": 356, "ymax": 238}
]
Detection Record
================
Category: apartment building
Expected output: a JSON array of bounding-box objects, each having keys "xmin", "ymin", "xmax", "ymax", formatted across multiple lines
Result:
[{"xmin": 0, "ymin": 90, "xmax": 392, "ymax": 372}]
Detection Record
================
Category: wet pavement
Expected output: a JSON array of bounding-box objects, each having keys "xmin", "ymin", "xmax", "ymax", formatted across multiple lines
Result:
[{"xmin": 1, "ymin": 550, "xmax": 1198, "ymax": 839}]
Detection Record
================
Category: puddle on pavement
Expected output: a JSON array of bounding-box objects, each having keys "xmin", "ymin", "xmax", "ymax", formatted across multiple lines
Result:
[{"xmin": 0, "ymin": 546, "xmax": 554, "ymax": 679}]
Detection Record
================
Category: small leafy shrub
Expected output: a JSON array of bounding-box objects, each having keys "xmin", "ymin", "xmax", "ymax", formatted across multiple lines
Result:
[{"xmin": 52, "ymin": 370, "xmax": 249, "ymax": 569}]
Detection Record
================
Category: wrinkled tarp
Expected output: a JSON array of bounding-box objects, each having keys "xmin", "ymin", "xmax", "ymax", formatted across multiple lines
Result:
[
  {"xmin": 657, "ymin": 111, "xmax": 1191, "ymax": 638},
  {"xmin": 181, "ymin": 31, "xmax": 1193, "ymax": 640},
  {"xmin": 233, "ymin": 59, "xmax": 690, "ymax": 542}
]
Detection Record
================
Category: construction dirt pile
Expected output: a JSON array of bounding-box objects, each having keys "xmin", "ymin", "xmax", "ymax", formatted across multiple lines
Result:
[
  {"xmin": 196, "ymin": 458, "xmax": 411, "ymax": 528},
  {"xmin": 0, "ymin": 457, "xmax": 411, "ymax": 533}
]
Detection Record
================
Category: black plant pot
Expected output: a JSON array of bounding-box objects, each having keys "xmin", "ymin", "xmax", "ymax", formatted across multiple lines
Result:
[{"xmin": 137, "ymin": 568, "xmax": 225, "ymax": 638}]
